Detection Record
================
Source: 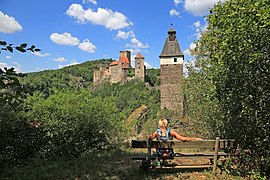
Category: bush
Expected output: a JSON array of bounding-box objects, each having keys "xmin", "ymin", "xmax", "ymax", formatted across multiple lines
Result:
[{"xmin": 24, "ymin": 90, "xmax": 124, "ymax": 158}]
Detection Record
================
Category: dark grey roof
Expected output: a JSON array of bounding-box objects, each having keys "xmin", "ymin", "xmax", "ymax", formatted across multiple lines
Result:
[{"xmin": 160, "ymin": 30, "xmax": 183, "ymax": 57}]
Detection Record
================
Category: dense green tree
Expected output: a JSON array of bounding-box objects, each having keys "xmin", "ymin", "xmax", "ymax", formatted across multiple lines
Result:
[
  {"xmin": 92, "ymin": 79, "xmax": 160, "ymax": 118},
  {"xmin": 183, "ymin": 61, "xmax": 222, "ymax": 138},
  {"xmin": 191, "ymin": 0, "xmax": 270, "ymax": 176},
  {"xmin": 145, "ymin": 68, "xmax": 160, "ymax": 86},
  {"xmin": 24, "ymin": 90, "xmax": 123, "ymax": 158}
]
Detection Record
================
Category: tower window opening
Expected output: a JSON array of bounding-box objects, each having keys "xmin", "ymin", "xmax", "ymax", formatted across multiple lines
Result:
[{"xmin": 174, "ymin": 58, "xmax": 177, "ymax": 62}]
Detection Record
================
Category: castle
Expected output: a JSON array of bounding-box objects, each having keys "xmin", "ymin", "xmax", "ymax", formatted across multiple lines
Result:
[
  {"xmin": 94, "ymin": 26, "xmax": 184, "ymax": 115},
  {"xmin": 93, "ymin": 50, "xmax": 145, "ymax": 84}
]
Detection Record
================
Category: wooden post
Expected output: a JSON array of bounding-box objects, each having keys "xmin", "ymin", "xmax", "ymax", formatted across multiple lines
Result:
[
  {"xmin": 147, "ymin": 138, "xmax": 152, "ymax": 172},
  {"xmin": 213, "ymin": 137, "xmax": 220, "ymax": 174}
]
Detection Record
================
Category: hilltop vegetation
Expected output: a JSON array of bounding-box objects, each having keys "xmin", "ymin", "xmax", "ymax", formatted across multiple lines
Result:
[{"xmin": 20, "ymin": 59, "xmax": 113, "ymax": 95}]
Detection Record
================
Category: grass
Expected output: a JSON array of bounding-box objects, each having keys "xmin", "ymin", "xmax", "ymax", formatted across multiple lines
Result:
[
  {"xmin": 0, "ymin": 150, "xmax": 145, "ymax": 180},
  {"xmin": 0, "ymin": 149, "xmax": 245, "ymax": 180}
]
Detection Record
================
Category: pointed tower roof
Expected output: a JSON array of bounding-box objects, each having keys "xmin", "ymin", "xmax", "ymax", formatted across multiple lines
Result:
[
  {"xmin": 160, "ymin": 26, "xmax": 183, "ymax": 58},
  {"xmin": 135, "ymin": 52, "xmax": 144, "ymax": 59}
]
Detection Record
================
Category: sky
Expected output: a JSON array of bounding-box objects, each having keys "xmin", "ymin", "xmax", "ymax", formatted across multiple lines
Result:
[{"xmin": 0, "ymin": 0, "xmax": 224, "ymax": 73}]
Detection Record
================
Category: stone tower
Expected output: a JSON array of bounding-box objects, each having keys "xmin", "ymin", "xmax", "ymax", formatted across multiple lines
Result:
[
  {"xmin": 134, "ymin": 52, "xmax": 145, "ymax": 82},
  {"xmin": 159, "ymin": 26, "xmax": 184, "ymax": 115}
]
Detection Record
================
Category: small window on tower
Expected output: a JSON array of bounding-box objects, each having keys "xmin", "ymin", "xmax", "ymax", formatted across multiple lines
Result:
[{"xmin": 174, "ymin": 58, "xmax": 177, "ymax": 62}]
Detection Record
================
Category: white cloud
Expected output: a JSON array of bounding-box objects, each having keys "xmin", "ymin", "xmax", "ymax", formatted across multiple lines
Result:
[
  {"xmin": 50, "ymin": 32, "xmax": 80, "ymax": 46},
  {"xmin": 66, "ymin": 4, "xmax": 132, "ymax": 30},
  {"xmin": 184, "ymin": 0, "xmax": 226, "ymax": 16},
  {"xmin": 54, "ymin": 57, "xmax": 68, "ymax": 62},
  {"xmin": 144, "ymin": 62, "xmax": 156, "ymax": 69},
  {"xmin": 6, "ymin": 56, "xmax": 11, "ymax": 59},
  {"xmin": 190, "ymin": 42, "xmax": 196, "ymax": 50},
  {"xmin": 32, "ymin": 51, "xmax": 50, "ymax": 57},
  {"xmin": 184, "ymin": 48, "xmax": 191, "ymax": 56},
  {"xmin": 116, "ymin": 30, "xmax": 135, "ymax": 39},
  {"xmin": 126, "ymin": 38, "xmax": 149, "ymax": 49},
  {"xmin": 169, "ymin": 9, "xmax": 180, "ymax": 17},
  {"xmin": 58, "ymin": 61, "xmax": 80, "ymax": 68},
  {"xmin": 184, "ymin": 42, "xmax": 197, "ymax": 56},
  {"xmin": 174, "ymin": 0, "xmax": 181, "ymax": 6},
  {"xmin": 0, "ymin": 11, "xmax": 23, "ymax": 33},
  {"xmin": 0, "ymin": 62, "xmax": 22, "ymax": 72},
  {"xmin": 193, "ymin": 20, "xmax": 208, "ymax": 39},
  {"xmin": 193, "ymin": 21, "xmax": 201, "ymax": 28},
  {"xmin": 0, "ymin": 62, "xmax": 8, "ymax": 69},
  {"xmin": 83, "ymin": 0, "xmax": 97, "ymax": 5},
  {"xmin": 78, "ymin": 39, "xmax": 96, "ymax": 53}
]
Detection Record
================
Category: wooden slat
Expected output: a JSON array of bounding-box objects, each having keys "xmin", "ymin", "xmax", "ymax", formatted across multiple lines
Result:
[
  {"xmin": 213, "ymin": 137, "xmax": 220, "ymax": 173},
  {"xmin": 155, "ymin": 165, "xmax": 212, "ymax": 169},
  {"xmin": 132, "ymin": 157, "xmax": 147, "ymax": 160},
  {"xmin": 131, "ymin": 139, "xmax": 235, "ymax": 149},
  {"xmin": 152, "ymin": 140, "xmax": 216, "ymax": 148},
  {"xmin": 132, "ymin": 140, "xmax": 147, "ymax": 148},
  {"xmin": 174, "ymin": 152, "xmax": 228, "ymax": 157}
]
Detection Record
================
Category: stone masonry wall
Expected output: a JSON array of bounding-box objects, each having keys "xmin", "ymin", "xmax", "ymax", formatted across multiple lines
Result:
[{"xmin": 160, "ymin": 64, "xmax": 183, "ymax": 115}]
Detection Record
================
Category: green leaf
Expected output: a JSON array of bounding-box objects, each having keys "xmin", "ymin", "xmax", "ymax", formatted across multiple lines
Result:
[
  {"xmin": 6, "ymin": 46, "xmax": 13, "ymax": 53},
  {"xmin": 0, "ymin": 41, "xmax": 7, "ymax": 46},
  {"xmin": 27, "ymin": 48, "xmax": 35, "ymax": 53},
  {"xmin": 20, "ymin": 43, "xmax": 27, "ymax": 48},
  {"xmin": 15, "ymin": 46, "xmax": 27, "ymax": 53}
]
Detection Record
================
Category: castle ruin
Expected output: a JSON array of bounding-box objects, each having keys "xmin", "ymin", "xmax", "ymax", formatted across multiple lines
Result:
[{"xmin": 93, "ymin": 50, "xmax": 145, "ymax": 85}]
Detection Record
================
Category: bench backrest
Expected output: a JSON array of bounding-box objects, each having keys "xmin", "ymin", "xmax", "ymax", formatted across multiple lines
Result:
[{"xmin": 132, "ymin": 138, "xmax": 235, "ymax": 150}]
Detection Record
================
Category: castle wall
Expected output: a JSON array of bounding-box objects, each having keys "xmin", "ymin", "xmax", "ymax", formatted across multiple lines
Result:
[{"xmin": 110, "ymin": 65, "xmax": 120, "ymax": 83}]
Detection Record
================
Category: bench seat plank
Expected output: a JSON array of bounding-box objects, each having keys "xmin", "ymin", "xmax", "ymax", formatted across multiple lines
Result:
[
  {"xmin": 155, "ymin": 165, "xmax": 212, "ymax": 169},
  {"xmin": 175, "ymin": 152, "xmax": 228, "ymax": 157}
]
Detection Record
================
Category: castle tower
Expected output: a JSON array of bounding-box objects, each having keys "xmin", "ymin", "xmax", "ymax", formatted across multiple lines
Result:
[
  {"xmin": 134, "ymin": 52, "xmax": 145, "ymax": 82},
  {"xmin": 159, "ymin": 26, "xmax": 184, "ymax": 115},
  {"xmin": 120, "ymin": 50, "xmax": 131, "ymax": 65}
]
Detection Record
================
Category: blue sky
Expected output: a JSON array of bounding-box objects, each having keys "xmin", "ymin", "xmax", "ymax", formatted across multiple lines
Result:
[{"xmin": 0, "ymin": 0, "xmax": 224, "ymax": 73}]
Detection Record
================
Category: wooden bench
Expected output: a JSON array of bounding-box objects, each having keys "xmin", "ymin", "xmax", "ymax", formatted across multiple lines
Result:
[{"xmin": 131, "ymin": 137, "xmax": 236, "ymax": 173}]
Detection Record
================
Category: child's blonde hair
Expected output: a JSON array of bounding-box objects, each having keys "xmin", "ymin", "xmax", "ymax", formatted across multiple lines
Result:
[{"xmin": 158, "ymin": 118, "xmax": 168, "ymax": 129}]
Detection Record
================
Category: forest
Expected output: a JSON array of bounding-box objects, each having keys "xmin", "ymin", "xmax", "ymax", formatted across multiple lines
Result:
[{"xmin": 0, "ymin": 0, "xmax": 269, "ymax": 179}]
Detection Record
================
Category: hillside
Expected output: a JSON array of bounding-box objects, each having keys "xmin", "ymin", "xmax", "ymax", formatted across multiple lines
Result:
[
  {"xmin": 19, "ymin": 59, "xmax": 112, "ymax": 94},
  {"xmin": 20, "ymin": 59, "xmax": 160, "ymax": 95}
]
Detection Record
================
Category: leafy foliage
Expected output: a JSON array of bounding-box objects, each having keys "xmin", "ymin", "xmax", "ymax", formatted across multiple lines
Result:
[
  {"xmin": 20, "ymin": 59, "xmax": 112, "ymax": 96},
  {"xmin": 23, "ymin": 90, "xmax": 123, "ymax": 158},
  {"xmin": 92, "ymin": 79, "xmax": 160, "ymax": 118},
  {"xmin": 188, "ymin": 0, "xmax": 270, "ymax": 176},
  {"xmin": 183, "ymin": 62, "xmax": 222, "ymax": 138},
  {"xmin": 145, "ymin": 68, "xmax": 160, "ymax": 86},
  {"xmin": 0, "ymin": 109, "xmax": 45, "ymax": 167},
  {"xmin": 0, "ymin": 40, "xmax": 40, "ymax": 54}
]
